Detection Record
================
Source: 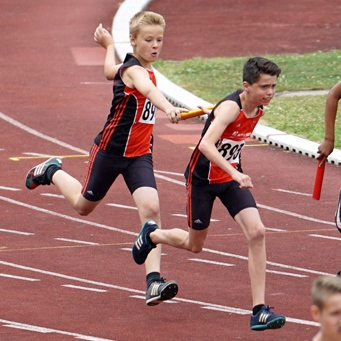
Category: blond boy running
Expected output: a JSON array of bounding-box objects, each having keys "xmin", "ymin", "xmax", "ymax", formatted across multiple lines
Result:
[{"xmin": 25, "ymin": 11, "xmax": 185, "ymax": 306}]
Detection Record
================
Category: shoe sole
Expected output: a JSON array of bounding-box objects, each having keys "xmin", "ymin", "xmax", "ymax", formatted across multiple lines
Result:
[
  {"xmin": 146, "ymin": 281, "xmax": 178, "ymax": 306},
  {"xmin": 251, "ymin": 317, "xmax": 286, "ymax": 331}
]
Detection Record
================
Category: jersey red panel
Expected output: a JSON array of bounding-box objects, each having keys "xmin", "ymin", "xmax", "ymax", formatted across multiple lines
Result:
[
  {"xmin": 185, "ymin": 89, "xmax": 264, "ymax": 185},
  {"xmin": 94, "ymin": 54, "xmax": 156, "ymax": 157}
]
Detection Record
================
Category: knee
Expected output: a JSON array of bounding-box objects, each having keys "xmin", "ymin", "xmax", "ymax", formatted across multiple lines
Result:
[
  {"xmin": 76, "ymin": 207, "xmax": 94, "ymax": 216},
  {"xmin": 141, "ymin": 202, "xmax": 160, "ymax": 220},
  {"xmin": 188, "ymin": 244, "xmax": 204, "ymax": 253},
  {"xmin": 248, "ymin": 224, "xmax": 266, "ymax": 243}
]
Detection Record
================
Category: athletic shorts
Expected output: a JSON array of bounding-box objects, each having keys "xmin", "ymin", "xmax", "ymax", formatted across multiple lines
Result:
[
  {"xmin": 82, "ymin": 144, "xmax": 156, "ymax": 201},
  {"xmin": 186, "ymin": 180, "xmax": 257, "ymax": 230}
]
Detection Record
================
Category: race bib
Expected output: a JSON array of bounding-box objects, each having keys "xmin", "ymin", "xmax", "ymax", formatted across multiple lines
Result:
[
  {"xmin": 139, "ymin": 100, "xmax": 156, "ymax": 124},
  {"xmin": 216, "ymin": 138, "xmax": 245, "ymax": 164}
]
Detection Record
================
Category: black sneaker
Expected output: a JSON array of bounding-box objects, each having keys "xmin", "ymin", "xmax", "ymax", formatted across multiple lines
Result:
[
  {"xmin": 25, "ymin": 157, "xmax": 62, "ymax": 190},
  {"xmin": 146, "ymin": 278, "xmax": 178, "ymax": 306},
  {"xmin": 132, "ymin": 220, "xmax": 158, "ymax": 265},
  {"xmin": 335, "ymin": 189, "xmax": 341, "ymax": 233},
  {"xmin": 250, "ymin": 306, "xmax": 286, "ymax": 331}
]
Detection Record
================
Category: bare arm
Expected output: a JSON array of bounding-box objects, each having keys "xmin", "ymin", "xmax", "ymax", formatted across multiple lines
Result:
[
  {"xmin": 198, "ymin": 101, "xmax": 253, "ymax": 189},
  {"xmin": 125, "ymin": 65, "xmax": 186, "ymax": 123},
  {"xmin": 94, "ymin": 24, "xmax": 121, "ymax": 80},
  {"xmin": 317, "ymin": 82, "xmax": 341, "ymax": 164}
]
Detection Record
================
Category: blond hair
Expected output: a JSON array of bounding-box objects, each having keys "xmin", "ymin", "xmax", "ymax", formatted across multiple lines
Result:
[
  {"xmin": 312, "ymin": 276, "xmax": 341, "ymax": 310},
  {"xmin": 129, "ymin": 11, "xmax": 166, "ymax": 38}
]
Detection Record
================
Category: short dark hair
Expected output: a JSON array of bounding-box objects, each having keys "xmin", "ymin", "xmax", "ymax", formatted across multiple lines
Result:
[{"xmin": 243, "ymin": 57, "xmax": 281, "ymax": 85}]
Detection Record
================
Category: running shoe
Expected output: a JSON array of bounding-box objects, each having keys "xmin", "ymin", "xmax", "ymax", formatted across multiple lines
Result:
[
  {"xmin": 250, "ymin": 306, "xmax": 286, "ymax": 331},
  {"xmin": 146, "ymin": 278, "xmax": 178, "ymax": 306},
  {"xmin": 25, "ymin": 157, "xmax": 62, "ymax": 190},
  {"xmin": 335, "ymin": 189, "xmax": 341, "ymax": 233},
  {"xmin": 132, "ymin": 220, "xmax": 158, "ymax": 265}
]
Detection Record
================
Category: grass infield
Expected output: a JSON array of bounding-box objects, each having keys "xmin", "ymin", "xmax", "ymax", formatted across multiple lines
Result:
[{"xmin": 155, "ymin": 50, "xmax": 341, "ymax": 149}]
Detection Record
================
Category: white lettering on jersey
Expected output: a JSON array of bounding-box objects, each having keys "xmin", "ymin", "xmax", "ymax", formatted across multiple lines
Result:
[
  {"xmin": 139, "ymin": 99, "xmax": 156, "ymax": 124},
  {"xmin": 216, "ymin": 138, "xmax": 245, "ymax": 164}
]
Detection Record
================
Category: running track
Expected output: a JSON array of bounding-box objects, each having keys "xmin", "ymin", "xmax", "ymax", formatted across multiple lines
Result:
[{"xmin": 1, "ymin": 0, "xmax": 341, "ymax": 340}]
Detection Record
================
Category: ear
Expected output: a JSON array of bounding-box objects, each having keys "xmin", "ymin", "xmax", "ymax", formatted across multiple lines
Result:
[
  {"xmin": 130, "ymin": 34, "xmax": 136, "ymax": 47},
  {"xmin": 242, "ymin": 81, "xmax": 250, "ymax": 92},
  {"xmin": 311, "ymin": 305, "xmax": 321, "ymax": 323}
]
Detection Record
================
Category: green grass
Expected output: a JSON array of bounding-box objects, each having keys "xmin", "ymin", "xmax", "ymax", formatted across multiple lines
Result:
[{"xmin": 154, "ymin": 50, "xmax": 341, "ymax": 148}]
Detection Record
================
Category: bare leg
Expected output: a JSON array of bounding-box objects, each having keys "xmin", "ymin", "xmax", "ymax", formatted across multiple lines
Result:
[
  {"xmin": 234, "ymin": 207, "xmax": 266, "ymax": 307},
  {"xmin": 150, "ymin": 226, "xmax": 209, "ymax": 253},
  {"xmin": 52, "ymin": 170, "xmax": 101, "ymax": 216},
  {"xmin": 132, "ymin": 187, "xmax": 162, "ymax": 275}
]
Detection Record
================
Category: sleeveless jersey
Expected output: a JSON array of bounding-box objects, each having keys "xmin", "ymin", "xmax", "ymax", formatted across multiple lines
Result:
[
  {"xmin": 94, "ymin": 54, "xmax": 156, "ymax": 157},
  {"xmin": 185, "ymin": 89, "xmax": 264, "ymax": 185}
]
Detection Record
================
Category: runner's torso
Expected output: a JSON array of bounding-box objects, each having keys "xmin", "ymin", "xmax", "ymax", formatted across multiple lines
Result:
[
  {"xmin": 94, "ymin": 54, "xmax": 156, "ymax": 157},
  {"xmin": 185, "ymin": 89, "xmax": 264, "ymax": 185}
]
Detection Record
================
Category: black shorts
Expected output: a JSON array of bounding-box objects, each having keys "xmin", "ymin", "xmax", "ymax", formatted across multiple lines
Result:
[
  {"xmin": 82, "ymin": 144, "xmax": 157, "ymax": 201},
  {"xmin": 186, "ymin": 181, "xmax": 257, "ymax": 230}
]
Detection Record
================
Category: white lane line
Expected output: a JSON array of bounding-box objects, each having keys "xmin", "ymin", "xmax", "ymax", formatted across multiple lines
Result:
[
  {"xmin": 130, "ymin": 295, "xmax": 178, "ymax": 303},
  {"xmin": 310, "ymin": 234, "xmax": 341, "ymax": 241},
  {"xmin": 266, "ymin": 270, "xmax": 308, "ymax": 278},
  {"xmin": 0, "ymin": 195, "xmax": 334, "ymax": 277},
  {"xmin": 189, "ymin": 258, "xmax": 235, "ymax": 267},
  {"xmin": 265, "ymin": 227, "xmax": 286, "ymax": 232},
  {"xmin": 106, "ymin": 203, "xmax": 137, "ymax": 210},
  {"xmin": 41, "ymin": 193, "xmax": 64, "ymax": 198},
  {"xmin": 0, "ymin": 319, "xmax": 115, "ymax": 340},
  {"xmin": 171, "ymin": 213, "xmax": 219, "ymax": 222},
  {"xmin": 62, "ymin": 285, "xmax": 108, "ymax": 292},
  {"xmin": 0, "ymin": 112, "xmax": 88, "ymax": 155},
  {"xmin": 272, "ymin": 188, "xmax": 311, "ymax": 196},
  {"xmin": 0, "ymin": 228, "xmax": 34, "ymax": 236},
  {"xmin": 0, "ymin": 195, "xmax": 137, "ymax": 237},
  {"xmin": 0, "ymin": 259, "xmax": 317, "ymax": 327},
  {"xmin": 0, "ymin": 273, "xmax": 40, "ymax": 281},
  {"xmin": 203, "ymin": 248, "xmax": 334, "ymax": 276},
  {"xmin": 154, "ymin": 173, "xmax": 186, "ymax": 186},
  {"xmin": 258, "ymin": 203, "xmax": 334, "ymax": 225},
  {"xmin": 55, "ymin": 238, "xmax": 99, "ymax": 245},
  {"xmin": 154, "ymin": 170, "xmax": 183, "ymax": 176},
  {"xmin": 0, "ymin": 186, "xmax": 21, "ymax": 191}
]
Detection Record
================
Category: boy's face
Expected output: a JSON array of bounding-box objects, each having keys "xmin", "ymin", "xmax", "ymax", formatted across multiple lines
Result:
[
  {"xmin": 130, "ymin": 25, "xmax": 164, "ymax": 66},
  {"xmin": 243, "ymin": 73, "xmax": 277, "ymax": 107},
  {"xmin": 311, "ymin": 293, "xmax": 341, "ymax": 340}
]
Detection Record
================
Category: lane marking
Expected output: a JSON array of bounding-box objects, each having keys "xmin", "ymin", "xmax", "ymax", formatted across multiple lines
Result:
[
  {"xmin": 0, "ymin": 195, "xmax": 335, "ymax": 277},
  {"xmin": 154, "ymin": 169, "xmax": 183, "ymax": 176},
  {"xmin": 41, "ymin": 193, "xmax": 64, "ymax": 198},
  {"xmin": 273, "ymin": 188, "xmax": 311, "ymax": 196},
  {"xmin": 106, "ymin": 203, "xmax": 137, "ymax": 210},
  {"xmin": 0, "ymin": 112, "xmax": 89, "ymax": 155},
  {"xmin": 0, "ymin": 260, "xmax": 318, "ymax": 327},
  {"xmin": 55, "ymin": 238, "xmax": 99, "ymax": 245},
  {"xmin": 189, "ymin": 258, "xmax": 235, "ymax": 267},
  {"xmin": 154, "ymin": 173, "xmax": 186, "ymax": 186},
  {"xmin": 258, "ymin": 203, "xmax": 334, "ymax": 225},
  {"xmin": 0, "ymin": 319, "xmax": 115, "ymax": 340},
  {"xmin": 0, "ymin": 228, "xmax": 34, "ymax": 236},
  {"xmin": 0, "ymin": 186, "xmax": 21, "ymax": 192},
  {"xmin": 61, "ymin": 284, "xmax": 108, "ymax": 292},
  {"xmin": 0, "ymin": 195, "xmax": 137, "ymax": 237},
  {"xmin": 203, "ymin": 248, "xmax": 333, "ymax": 276},
  {"xmin": 310, "ymin": 234, "xmax": 341, "ymax": 241},
  {"xmin": 0, "ymin": 273, "xmax": 40, "ymax": 281},
  {"xmin": 10, "ymin": 154, "xmax": 88, "ymax": 161},
  {"xmin": 266, "ymin": 270, "xmax": 308, "ymax": 278}
]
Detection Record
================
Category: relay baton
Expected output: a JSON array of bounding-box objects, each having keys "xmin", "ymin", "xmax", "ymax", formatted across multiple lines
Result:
[
  {"xmin": 312, "ymin": 159, "xmax": 326, "ymax": 200},
  {"xmin": 180, "ymin": 106, "xmax": 215, "ymax": 120}
]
